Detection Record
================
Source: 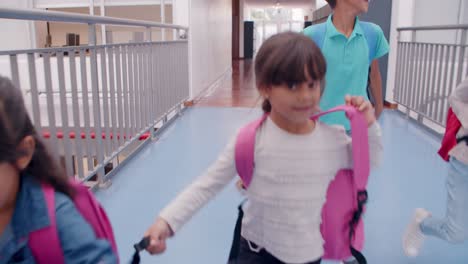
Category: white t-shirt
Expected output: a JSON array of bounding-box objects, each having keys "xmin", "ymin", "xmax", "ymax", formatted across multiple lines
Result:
[{"xmin": 160, "ymin": 117, "xmax": 382, "ymax": 263}]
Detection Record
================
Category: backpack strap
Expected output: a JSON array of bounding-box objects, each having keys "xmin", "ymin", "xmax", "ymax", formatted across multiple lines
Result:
[
  {"xmin": 359, "ymin": 21, "xmax": 378, "ymax": 65},
  {"xmin": 314, "ymin": 106, "xmax": 370, "ymax": 264},
  {"xmin": 235, "ymin": 114, "xmax": 268, "ymax": 188},
  {"xmin": 456, "ymin": 135, "xmax": 468, "ymax": 145},
  {"xmin": 305, "ymin": 20, "xmax": 377, "ymax": 66},
  {"xmin": 131, "ymin": 237, "xmax": 151, "ymax": 264},
  {"xmin": 28, "ymin": 184, "xmax": 65, "ymax": 263},
  {"xmin": 312, "ymin": 105, "xmax": 370, "ymax": 189},
  {"xmin": 68, "ymin": 180, "xmax": 119, "ymax": 255},
  {"xmin": 235, "ymin": 106, "xmax": 370, "ymax": 190},
  {"xmin": 234, "ymin": 107, "xmax": 370, "ymax": 263}
]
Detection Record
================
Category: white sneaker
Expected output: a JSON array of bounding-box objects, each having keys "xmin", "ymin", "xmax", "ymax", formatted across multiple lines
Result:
[{"xmin": 402, "ymin": 208, "xmax": 431, "ymax": 257}]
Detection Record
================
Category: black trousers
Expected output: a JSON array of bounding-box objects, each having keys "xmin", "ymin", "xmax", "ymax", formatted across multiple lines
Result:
[
  {"xmin": 231, "ymin": 237, "xmax": 321, "ymax": 264},
  {"xmin": 228, "ymin": 202, "xmax": 322, "ymax": 264}
]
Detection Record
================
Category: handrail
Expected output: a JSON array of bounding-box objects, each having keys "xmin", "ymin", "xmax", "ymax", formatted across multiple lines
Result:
[
  {"xmin": 397, "ymin": 24, "xmax": 468, "ymax": 31},
  {"xmin": 393, "ymin": 23, "xmax": 467, "ymax": 131},
  {"xmin": 0, "ymin": 7, "xmax": 188, "ymax": 30},
  {"xmin": 0, "ymin": 40, "xmax": 187, "ymax": 56},
  {"xmin": 0, "ymin": 7, "xmax": 190, "ymax": 186}
]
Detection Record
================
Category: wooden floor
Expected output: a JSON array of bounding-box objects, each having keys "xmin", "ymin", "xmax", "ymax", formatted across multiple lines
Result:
[
  {"xmin": 195, "ymin": 59, "xmax": 397, "ymax": 110},
  {"xmin": 195, "ymin": 60, "xmax": 261, "ymax": 108}
]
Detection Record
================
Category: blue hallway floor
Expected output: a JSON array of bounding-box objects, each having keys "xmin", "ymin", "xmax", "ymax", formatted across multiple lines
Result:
[{"xmin": 95, "ymin": 107, "xmax": 468, "ymax": 264}]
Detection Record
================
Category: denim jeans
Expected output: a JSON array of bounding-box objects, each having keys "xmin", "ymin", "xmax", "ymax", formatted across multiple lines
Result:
[{"xmin": 420, "ymin": 157, "xmax": 468, "ymax": 243}]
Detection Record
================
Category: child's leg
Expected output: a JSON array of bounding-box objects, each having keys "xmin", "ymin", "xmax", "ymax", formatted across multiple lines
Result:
[
  {"xmin": 236, "ymin": 238, "xmax": 269, "ymax": 264},
  {"xmin": 420, "ymin": 157, "xmax": 468, "ymax": 243},
  {"xmin": 403, "ymin": 157, "xmax": 468, "ymax": 256}
]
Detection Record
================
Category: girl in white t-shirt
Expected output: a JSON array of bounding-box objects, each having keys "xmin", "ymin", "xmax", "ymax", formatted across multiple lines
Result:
[{"xmin": 143, "ymin": 32, "xmax": 382, "ymax": 264}]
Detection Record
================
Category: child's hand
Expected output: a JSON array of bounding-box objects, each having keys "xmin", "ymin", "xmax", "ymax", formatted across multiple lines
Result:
[
  {"xmin": 144, "ymin": 217, "xmax": 174, "ymax": 255},
  {"xmin": 345, "ymin": 95, "xmax": 376, "ymax": 127},
  {"xmin": 236, "ymin": 179, "xmax": 247, "ymax": 195}
]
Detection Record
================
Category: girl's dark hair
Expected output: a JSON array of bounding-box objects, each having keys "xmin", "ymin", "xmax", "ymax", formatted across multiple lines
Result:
[
  {"xmin": 326, "ymin": 0, "xmax": 337, "ymax": 8},
  {"xmin": 254, "ymin": 32, "xmax": 327, "ymax": 112},
  {"xmin": 0, "ymin": 76, "xmax": 74, "ymax": 197}
]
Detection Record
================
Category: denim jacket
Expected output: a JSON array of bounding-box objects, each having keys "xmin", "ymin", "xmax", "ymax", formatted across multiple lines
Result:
[{"xmin": 0, "ymin": 175, "xmax": 117, "ymax": 264}]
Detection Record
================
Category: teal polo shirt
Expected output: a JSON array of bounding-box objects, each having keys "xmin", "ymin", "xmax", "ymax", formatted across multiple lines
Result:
[{"xmin": 304, "ymin": 15, "xmax": 389, "ymax": 130}]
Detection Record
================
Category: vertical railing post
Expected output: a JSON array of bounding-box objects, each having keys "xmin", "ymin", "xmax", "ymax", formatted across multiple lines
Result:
[
  {"xmin": 456, "ymin": 29, "xmax": 467, "ymax": 86},
  {"xmin": 9, "ymin": 54, "xmax": 20, "ymax": 90},
  {"xmin": 146, "ymin": 26, "xmax": 157, "ymax": 139},
  {"xmin": 161, "ymin": 0, "xmax": 165, "ymax": 41},
  {"xmin": 394, "ymin": 30, "xmax": 401, "ymax": 104},
  {"xmin": 408, "ymin": 30, "xmax": 416, "ymax": 119},
  {"xmin": 0, "ymin": 8, "xmax": 191, "ymax": 185},
  {"xmin": 89, "ymin": 23, "xmax": 108, "ymax": 188}
]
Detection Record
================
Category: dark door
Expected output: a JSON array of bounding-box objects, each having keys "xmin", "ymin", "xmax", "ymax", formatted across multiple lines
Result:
[{"xmin": 360, "ymin": 0, "xmax": 393, "ymax": 101}]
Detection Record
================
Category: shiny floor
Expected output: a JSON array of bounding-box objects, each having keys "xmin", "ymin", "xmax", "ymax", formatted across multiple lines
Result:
[
  {"xmin": 96, "ymin": 106, "xmax": 468, "ymax": 264},
  {"xmin": 96, "ymin": 59, "xmax": 467, "ymax": 263}
]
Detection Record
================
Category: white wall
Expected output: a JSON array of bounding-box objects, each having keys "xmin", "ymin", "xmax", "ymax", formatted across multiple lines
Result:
[
  {"xmin": 173, "ymin": 0, "xmax": 189, "ymax": 27},
  {"xmin": 32, "ymin": 5, "xmax": 173, "ymax": 48},
  {"xmin": 385, "ymin": 0, "xmax": 467, "ymax": 102},
  {"xmin": 33, "ymin": 0, "xmax": 172, "ymax": 8},
  {"xmin": 384, "ymin": 0, "xmax": 415, "ymax": 102},
  {"xmin": 189, "ymin": 0, "xmax": 232, "ymax": 98},
  {"xmin": 315, "ymin": 0, "xmax": 327, "ymax": 9},
  {"xmin": 33, "ymin": 0, "xmax": 88, "ymax": 8},
  {"xmin": 412, "ymin": 0, "xmax": 464, "ymax": 44},
  {"xmin": 413, "ymin": 0, "xmax": 463, "ymax": 26},
  {"xmin": 0, "ymin": 0, "xmax": 35, "ymax": 51},
  {"xmin": 304, "ymin": 3, "xmax": 315, "ymax": 21},
  {"xmin": 3, "ymin": 0, "xmax": 232, "ymax": 101},
  {"xmin": 462, "ymin": 0, "xmax": 468, "ymax": 24}
]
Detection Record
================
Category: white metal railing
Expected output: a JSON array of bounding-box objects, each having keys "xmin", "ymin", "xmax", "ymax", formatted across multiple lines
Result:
[
  {"xmin": 394, "ymin": 24, "xmax": 468, "ymax": 130},
  {"xmin": 0, "ymin": 8, "xmax": 189, "ymax": 187}
]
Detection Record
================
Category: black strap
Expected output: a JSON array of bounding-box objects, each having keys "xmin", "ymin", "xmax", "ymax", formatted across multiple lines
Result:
[
  {"xmin": 348, "ymin": 190, "xmax": 368, "ymax": 264},
  {"xmin": 131, "ymin": 237, "xmax": 150, "ymax": 264},
  {"xmin": 228, "ymin": 200, "xmax": 247, "ymax": 261},
  {"xmin": 350, "ymin": 246, "xmax": 367, "ymax": 264},
  {"xmin": 457, "ymin": 135, "xmax": 468, "ymax": 145}
]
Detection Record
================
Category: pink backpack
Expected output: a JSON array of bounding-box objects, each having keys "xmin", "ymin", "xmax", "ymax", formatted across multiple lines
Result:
[
  {"xmin": 28, "ymin": 180, "xmax": 119, "ymax": 263},
  {"xmin": 234, "ymin": 105, "xmax": 370, "ymax": 263}
]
